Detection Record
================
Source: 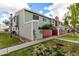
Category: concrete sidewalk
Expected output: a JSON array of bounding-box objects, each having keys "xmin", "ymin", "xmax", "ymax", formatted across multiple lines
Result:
[{"xmin": 57, "ymin": 38, "xmax": 79, "ymax": 44}]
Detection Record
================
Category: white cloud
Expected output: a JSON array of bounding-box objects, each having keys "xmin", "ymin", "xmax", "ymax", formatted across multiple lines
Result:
[
  {"xmin": 44, "ymin": 6, "xmax": 48, "ymax": 10},
  {"xmin": 0, "ymin": 13, "xmax": 10, "ymax": 24},
  {"xmin": 45, "ymin": 12, "xmax": 53, "ymax": 18},
  {"xmin": 0, "ymin": 0, "xmax": 31, "ymax": 26},
  {"xmin": 39, "ymin": 11, "xmax": 43, "ymax": 14},
  {"xmin": 44, "ymin": 3, "xmax": 72, "ymax": 22},
  {"xmin": 1, "ymin": 14, "xmax": 9, "ymax": 20},
  {"xmin": 48, "ymin": 4, "xmax": 54, "ymax": 10},
  {"xmin": 0, "ymin": 0, "xmax": 30, "ymax": 13}
]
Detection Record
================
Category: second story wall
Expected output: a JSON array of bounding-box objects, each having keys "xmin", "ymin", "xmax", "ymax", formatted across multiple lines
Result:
[
  {"xmin": 38, "ymin": 17, "xmax": 51, "ymax": 27},
  {"xmin": 24, "ymin": 10, "xmax": 33, "ymax": 22},
  {"xmin": 24, "ymin": 9, "xmax": 55, "ymax": 27}
]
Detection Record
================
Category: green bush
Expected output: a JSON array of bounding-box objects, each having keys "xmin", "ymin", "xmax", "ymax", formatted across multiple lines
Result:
[{"xmin": 40, "ymin": 24, "xmax": 54, "ymax": 29}]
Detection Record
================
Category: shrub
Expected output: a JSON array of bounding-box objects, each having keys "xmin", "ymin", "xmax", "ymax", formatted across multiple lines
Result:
[
  {"xmin": 32, "ymin": 44, "xmax": 65, "ymax": 56},
  {"xmin": 40, "ymin": 24, "xmax": 54, "ymax": 29}
]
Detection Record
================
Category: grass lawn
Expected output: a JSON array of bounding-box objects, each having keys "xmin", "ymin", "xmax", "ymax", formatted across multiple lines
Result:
[
  {"xmin": 59, "ymin": 33, "xmax": 79, "ymax": 41},
  {"xmin": 0, "ymin": 32, "xmax": 22, "ymax": 49},
  {"xmin": 3, "ymin": 38, "xmax": 79, "ymax": 56}
]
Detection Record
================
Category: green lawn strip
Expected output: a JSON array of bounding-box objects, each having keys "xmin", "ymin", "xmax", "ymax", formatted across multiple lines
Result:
[
  {"xmin": 0, "ymin": 32, "xmax": 22, "ymax": 49},
  {"xmin": 3, "ymin": 39, "xmax": 79, "ymax": 56},
  {"xmin": 59, "ymin": 34, "xmax": 79, "ymax": 41}
]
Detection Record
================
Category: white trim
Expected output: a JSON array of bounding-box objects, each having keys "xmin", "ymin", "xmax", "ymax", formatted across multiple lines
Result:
[
  {"xmin": 31, "ymin": 22, "xmax": 33, "ymax": 41},
  {"xmin": 23, "ymin": 20, "xmax": 39, "ymax": 25}
]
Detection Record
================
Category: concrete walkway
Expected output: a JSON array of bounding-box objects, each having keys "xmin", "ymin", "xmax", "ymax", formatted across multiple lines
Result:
[
  {"xmin": 57, "ymin": 38, "xmax": 79, "ymax": 44},
  {"xmin": 0, "ymin": 33, "xmax": 70, "ymax": 55}
]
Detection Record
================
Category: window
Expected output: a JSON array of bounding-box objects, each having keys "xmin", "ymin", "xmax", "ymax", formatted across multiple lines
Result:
[
  {"xmin": 14, "ymin": 17, "xmax": 16, "ymax": 22},
  {"xmin": 33, "ymin": 14, "xmax": 39, "ymax": 20},
  {"xmin": 13, "ymin": 28, "xmax": 14, "ymax": 31},
  {"xmin": 43, "ymin": 18, "xmax": 46, "ymax": 22},
  {"xmin": 55, "ymin": 21, "xmax": 57, "ymax": 26},
  {"xmin": 51, "ymin": 19, "xmax": 54, "ymax": 23},
  {"xmin": 16, "ymin": 15, "xmax": 19, "ymax": 29}
]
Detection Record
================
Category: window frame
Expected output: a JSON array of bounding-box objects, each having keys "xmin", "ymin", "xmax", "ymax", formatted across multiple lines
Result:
[
  {"xmin": 33, "ymin": 14, "xmax": 39, "ymax": 20},
  {"xmin": 43, "ymin": 18, "xmax": 47, "ymax": 22}
]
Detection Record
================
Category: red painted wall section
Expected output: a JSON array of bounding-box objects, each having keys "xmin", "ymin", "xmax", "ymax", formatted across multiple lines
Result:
[
  {"xmin": 42, "ymin": 29, "xmax": 52, "ymax": 38},
  {"xmin": 52, "ymin": 29, "xmax": 57, "ymax": 36}
]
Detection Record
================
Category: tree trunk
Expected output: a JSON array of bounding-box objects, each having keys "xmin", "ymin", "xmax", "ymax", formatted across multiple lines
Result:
[{"xmin": 72, "ymin": 29, "xmax": 76, "ymax": 36}]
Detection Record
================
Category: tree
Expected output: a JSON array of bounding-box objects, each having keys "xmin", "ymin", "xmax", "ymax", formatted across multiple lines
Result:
[
  {"xmin": 2, "ymin": 19, "xmax": 10, "ymax": 32},
  {"xmin": 3, "ymin": 19, "xmax": 10, "ymax": 26},
  {"xmin": 64, "ymin": 3, "xmax": 79, "ymax": 35},
  {"xmin": 64, "ymin": 13, "xmax": 70, "ymax": 29}
]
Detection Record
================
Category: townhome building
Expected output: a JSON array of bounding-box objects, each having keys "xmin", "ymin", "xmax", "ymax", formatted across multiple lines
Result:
[{"xmin": 12, "ymin": 8, "xmax": 65, "ymax": 42}]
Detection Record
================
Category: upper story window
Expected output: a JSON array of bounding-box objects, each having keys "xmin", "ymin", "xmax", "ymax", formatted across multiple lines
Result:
[
  {"xmin": 33, "ymin": 14, "xmax": 39, "ymax": 20},
  {"xmin": 43, "ymin": 18, "xmax": 47, "ymax": 22}
]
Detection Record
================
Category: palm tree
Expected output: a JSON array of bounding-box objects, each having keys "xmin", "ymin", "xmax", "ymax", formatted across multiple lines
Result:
[{"xmin": 64, "ymin": 3, "xmax": 79, "ymax": 35}]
